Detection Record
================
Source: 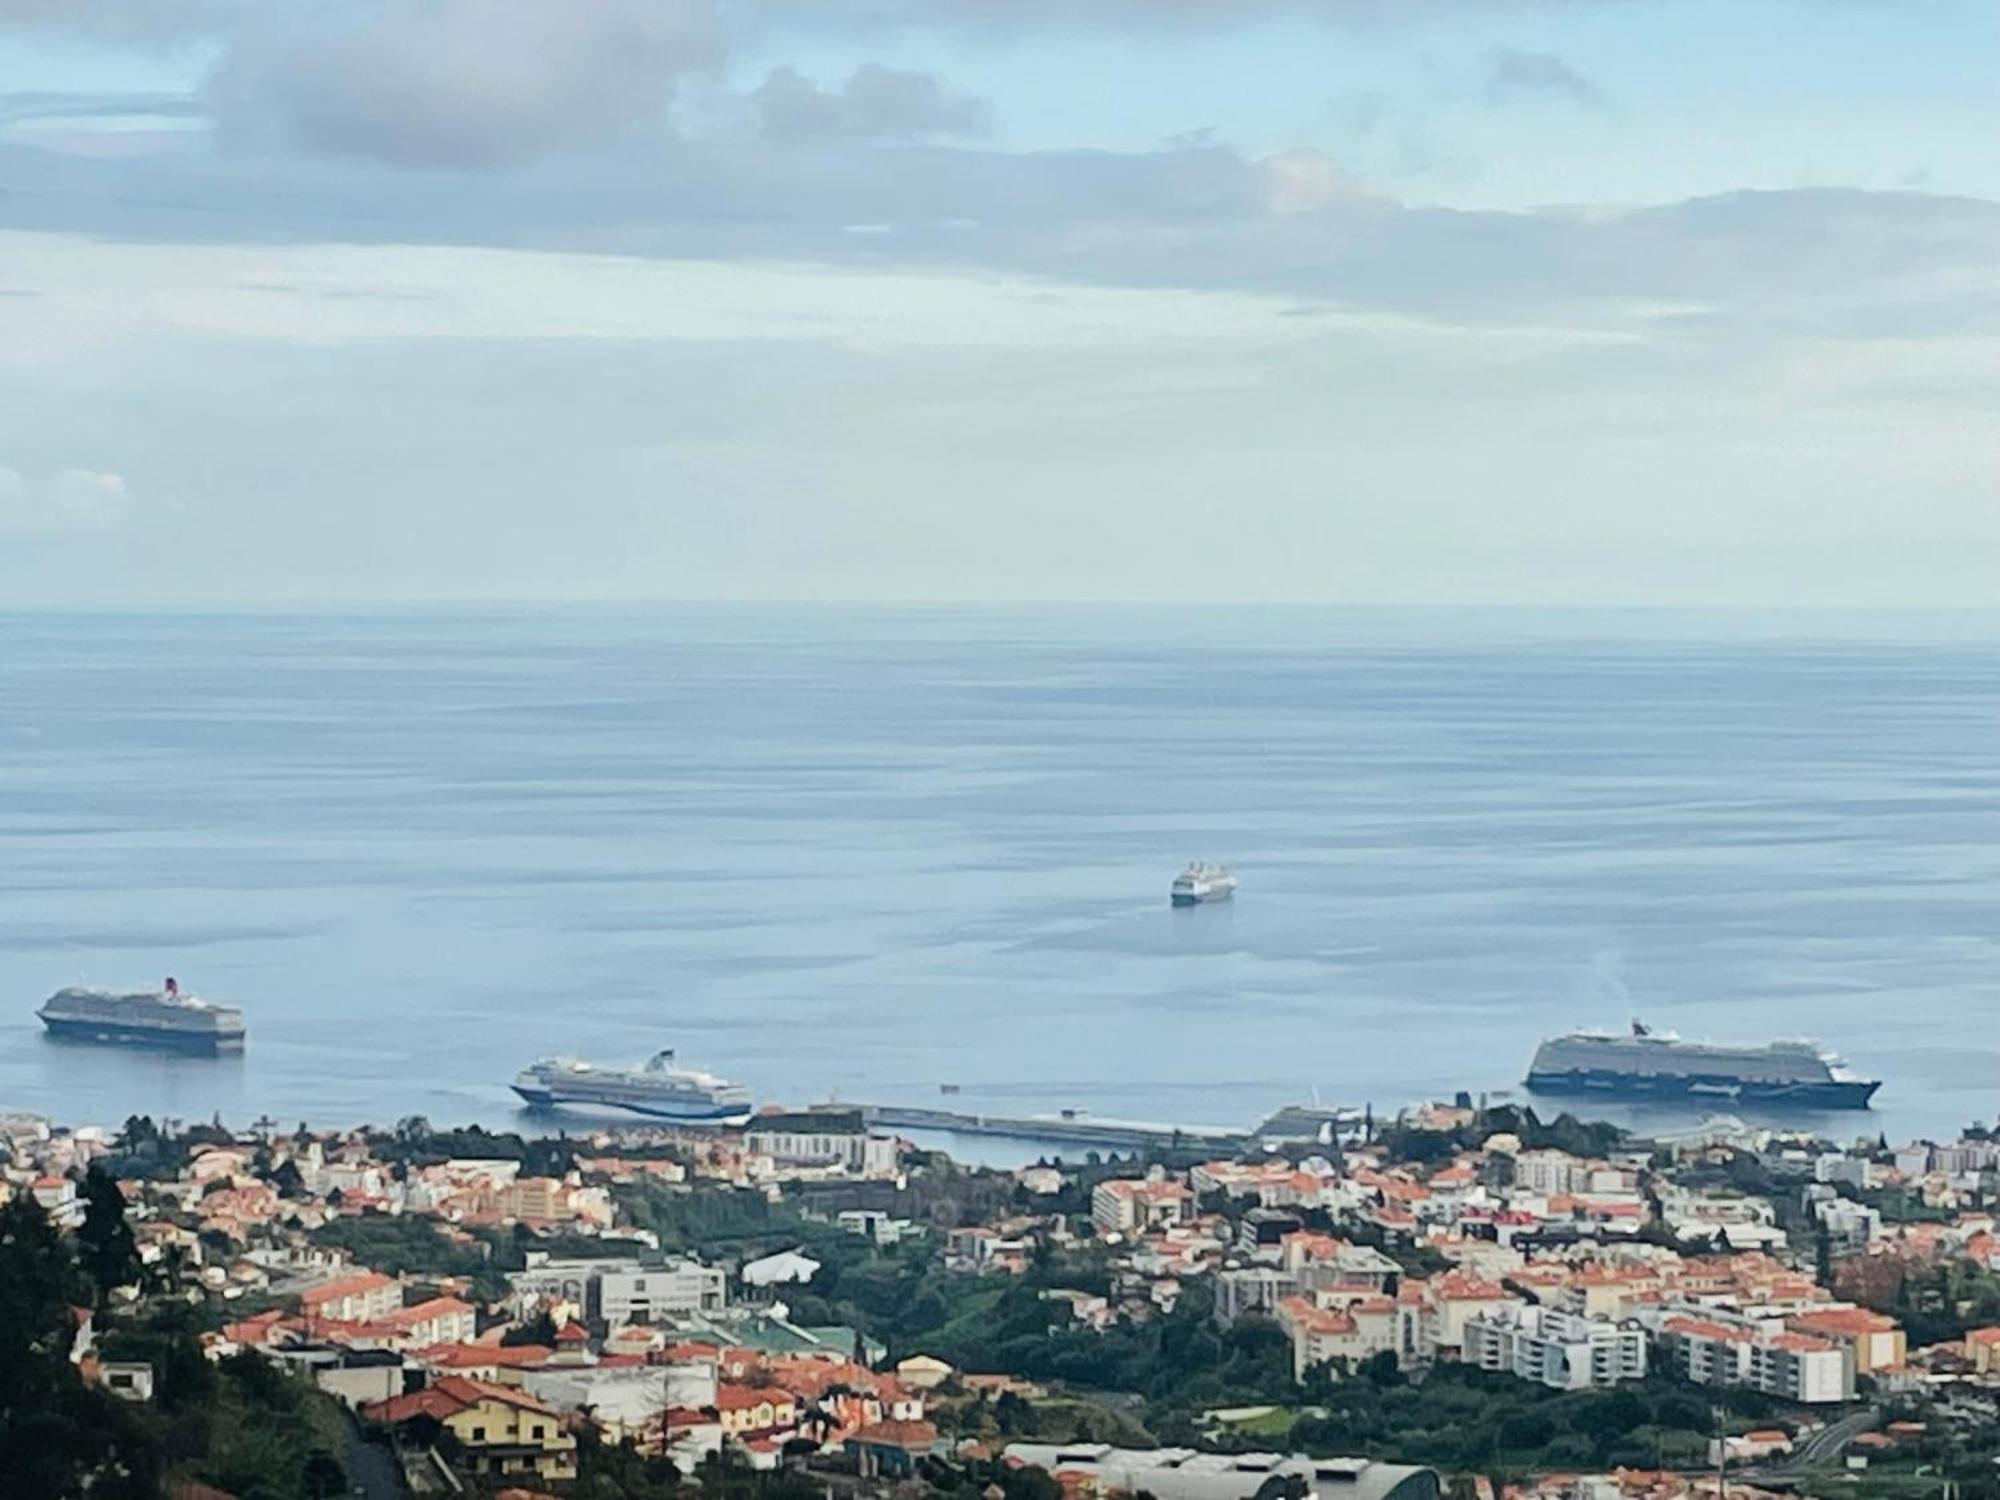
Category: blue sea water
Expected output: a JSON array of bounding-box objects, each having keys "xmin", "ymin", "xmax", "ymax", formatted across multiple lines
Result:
[{"xmin": 1, "ymin": 605, "xmax": 1998, "ymax": 1149}]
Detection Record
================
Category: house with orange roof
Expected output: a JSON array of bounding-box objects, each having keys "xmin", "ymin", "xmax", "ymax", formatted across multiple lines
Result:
[
  {"xmin": 412, "ymin": 1342, "xmax": 555, "ymax": 1385},
  {"xmin": 1786, "ymin": 1306, "xmax": 1905, "ymax": 1373},
  {"xmin": 222, "ymin": 1308, "xmax": 293, "ymax": 1350},
  {"xmin": 30, "ymin": 1174, "xmax": 83, "ymax": 1228},
  {"xmin": 364, "ymin": 1376, "xmax": 577, "ymax": 1483},
  {"xmin": 325, "ymin": 1296, "xmax": 477, "ymax": 1352},
  {"xmin": 843, "ymin": 1418, "xmax": 939, "ymax": 1476},
  {"xmin": 711, "ymin": 1382, "xmax": 800, "ymax": 1438},
  {"xmin": 1090, "ymin": 1173, "xmax": 1193, "ymax": 1237},
  {"xmin": 1275, "ymin": 1296, "xmax": 1380, "ymax": 1379},
  {"xmin": 1421, "ymin": 1271, "xmax": 1525, "ymax": 1356},
  {"xmin": 1258, "ymin": 1163, "xmax": 1351, "ymax": 1213},
  {"xmin": 1658, "ymin": 1308, "xmax": 1852, "ymax": 1403},
  {"xmin": 300, "ymin": 1269, "xmax": 401, "ymax": 1324},
  {"xmin": 1363, "ymin": 1202, "xmax": 1419, "ymax": 1237}
]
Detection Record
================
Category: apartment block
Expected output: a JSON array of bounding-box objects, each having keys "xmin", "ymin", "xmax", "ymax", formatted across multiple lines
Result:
[{"xmin": 1462, "ymin": 1304, "xmax": 1647, "ymax": 1391}]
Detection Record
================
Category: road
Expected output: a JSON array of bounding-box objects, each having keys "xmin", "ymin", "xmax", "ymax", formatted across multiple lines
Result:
[
  {"xmin": 1743, "ymin": 1406, "xmax": 1879, "ymax": 1481},
  {"xmin": 341, "ymin": 1412, "xmax": 410, "ymax": 1500}
]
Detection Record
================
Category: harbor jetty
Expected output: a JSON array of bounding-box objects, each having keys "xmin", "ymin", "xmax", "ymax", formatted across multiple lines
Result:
[{"xmin": 839, "ymin": 1100, "xmax": 1360, "ymax": 1154}]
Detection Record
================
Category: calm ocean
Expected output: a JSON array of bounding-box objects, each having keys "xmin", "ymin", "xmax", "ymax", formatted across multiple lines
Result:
[{"xmin": 2, "ymin": 606, "xmax": 1997, "ymax": 1150}]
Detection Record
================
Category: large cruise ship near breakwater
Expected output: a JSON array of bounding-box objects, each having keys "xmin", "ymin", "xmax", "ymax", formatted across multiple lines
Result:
[
  {"xmin": 512, "ymin": 1049, "xmax": 755, "ymax": 1124},
  {"xmin": 38, "ymin": 977, "xmax": 246, "ymax": 1054},
  {"xmin": 1526, "ymin": 1021, "xmax": 1879, "ymax": 1109}
]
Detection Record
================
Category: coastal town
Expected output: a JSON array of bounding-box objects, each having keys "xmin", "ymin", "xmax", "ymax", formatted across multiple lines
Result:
[{"xmin": 11, "ymin": 1095, "xmax": 2000, "ymax": 1500}]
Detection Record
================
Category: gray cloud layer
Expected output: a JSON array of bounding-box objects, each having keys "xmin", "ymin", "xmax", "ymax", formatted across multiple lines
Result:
[
  {"xmin": 208, "ymin": 0, "xmax": 720, "ymax": 168},
  {"xmin": 752, "ymin": 64, "xmax": 990, "ymax": 143},
  {"xmin": 1483, "ymin": 47, "xmax": 1608, "ymax": 110},
  {"xmin": 4, "ymin": 126, "xmax": 1992, "ymax": 343},
  {"xmin": 3, "ymin": 1, "xmax": 1993, "ymax": 352}
]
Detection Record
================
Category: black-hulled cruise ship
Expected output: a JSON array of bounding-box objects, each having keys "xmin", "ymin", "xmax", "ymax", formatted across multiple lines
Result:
[
  {"xmin": 38, "ymin": 977, "xmax": 246, "ymax": 1053},
  {"xmin": 1527, "ymin": 1021, "xmax": 1878, "ymax": 1109}
]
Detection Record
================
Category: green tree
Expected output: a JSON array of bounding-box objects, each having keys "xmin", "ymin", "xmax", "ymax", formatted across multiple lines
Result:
[
  {"xmin": 77, "ymin": 1167, "xmax": 142, "ymax": 1302},
  {"xmin": 505, "ymin": 1310, "xmax": 559, "ymax": 1347},
  {"xmin": 0, "ymin": 1193, "xmax": 83, "ymax": 1412},
  {"xmin": 0, "ymin": 1196, "xmax": 163, "ymax": 1498},
  {"xmin": 300, "ymin": 1448, "xmax": 348, "ymax": 1498}
]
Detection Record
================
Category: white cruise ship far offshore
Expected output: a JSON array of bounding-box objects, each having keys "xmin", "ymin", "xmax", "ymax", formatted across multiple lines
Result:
[
  {"xmin": 1170, "ymin": 860, "xmax": 1237, "ymax": 906},
  {"xmin": 511, "ymin": 1049, "xmax": 754, "ymax": 1124}
]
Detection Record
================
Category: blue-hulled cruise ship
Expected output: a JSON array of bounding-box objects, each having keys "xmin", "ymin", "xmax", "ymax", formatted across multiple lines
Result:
[
  {"xmin": 1527, "ymin": 1021, "xmax": 1878, "ymax": 1109},
  {"xmin": 511, "ymin": 1049, "xmax": 754, "ymax": 1124}
]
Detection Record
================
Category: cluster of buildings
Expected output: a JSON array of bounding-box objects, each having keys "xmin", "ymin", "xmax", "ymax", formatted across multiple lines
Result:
[
  {"xmin": 0, "ymin": 1103, "xmax": 914, "ymax": 1489},
  {"xmin": 1035, "ymin": 1113, "xmax": 1999, "ymax": 1408},
  {"xmin": 25, "ymin": 1094, "xmax": 2000, "ymax": 1494}
]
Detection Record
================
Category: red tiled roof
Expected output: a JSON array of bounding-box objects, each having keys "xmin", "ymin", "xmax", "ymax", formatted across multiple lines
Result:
[
  {"xmin": 1789, "ymin": 1307, "xmax": 1898, "ymax": 1336},
  {"xmin": 415, "ymin": 1342, "xmax": 553, "ymax": 1369},
  {"xmin": 714, "ymin": 1383, "xmax": 793, "ymax": 1413},
  {"xmin": 301, "ymin": 1270, "xmax": 397, "ymax": 1307},
  {"xmin": 659, "ymin": 1340, "xmax": 721, "ymax": 1360},
  {"xmin": 849, "ymin": 1419, "xmax": 938, "ymax": 1451},
  {"xmin": 1435, "ymin": 1272, "xmax": 1512, "ymax": 1301},
  {"xmin": 364, "ymin": 1374, "xmax": 558, "ymax": 1424},
  {"xmin": 1663, "ymin": 1316, "xmax": 1754, "ymax": 1343}
]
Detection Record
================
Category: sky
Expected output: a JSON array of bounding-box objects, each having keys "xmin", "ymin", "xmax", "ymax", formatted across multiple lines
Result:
[{"xmin": 0, "ymin": 0, "xmax": 1994, "ymax": 607}]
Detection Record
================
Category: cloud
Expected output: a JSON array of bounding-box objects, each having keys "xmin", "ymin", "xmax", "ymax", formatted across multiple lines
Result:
[
  {"xmin": 751, "ymin": 64, "xmax": 990, "ymax": 144},
  {"xmin": 1482, "ymin": 47, "xmax": 1608, "ymax": 111},
  {"xmin": 0, "ymin": 467, "xmax": 135, "ymax": 531},
  {"xmin": 0, "ymin": 0, "xmax": 244, "ymax": 42},
  {"xmin": 208, "ymin": 0, "xmax": 720, "ymax": 168},
  {"xmin": 746, "ymin": 0, "xmax": 1585, "ymax": 34},
  {"xmin": 0, "ymin": 91, "xmax": 206, "ymax": 127},
  {"xmin": 3, "ymin": 125, "xmax": 1996, "ymax": 343}
]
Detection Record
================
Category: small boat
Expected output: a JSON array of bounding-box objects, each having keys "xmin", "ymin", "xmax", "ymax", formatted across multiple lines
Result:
[{"xmin": 1170, "ymin": 861, "xmax": 1237, "ymax": 906}]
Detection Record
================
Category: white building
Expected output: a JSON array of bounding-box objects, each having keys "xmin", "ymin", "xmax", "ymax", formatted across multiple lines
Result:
[
  {"xmin": 742, "ymin": 1249, "xmax": 822, "ymax": 1289},
  {"xmin": 299, "ymin": 1270, "xmax": 402, "ymax": 1325},
  {"xmin": 510, "ymin": 1256, "xmax": 727, "ymax": 1328},
  {"xmin": 523, "ymin": 1363, "xmax": 717, "ymax": 1447},
  {"xmin": 1277, "ymin": 1295, "xmax": 1398, "ymax": 1380},
  {"xmin": 837, "ymin": 1210, "xmax": 917, "ymax": 1245},
  {"xmin": 1512, "ymin": 1151, "xmax": 1635, "ymax": 1198},
  {"xmin": 1462, "ymin": 1305, "xmax": 1647, "ymax": 1390},
  {"xmin": 1091, "ymin": 1173, "xmax": 1193, "ymax": 1236},
  {"xmin": 745, "ymin": 1112, "xmax": 899, "ymax": 1177},
  {"xmin": 1214, "ymin": 1267, "xmax": 1301, "ymax": 1325},
  {"xmin": 598, "ymin": 1262, "xmax": 728, "ymax": 1327},
  {"xmin": 1810, "ymin": 1195, "xmax": 1881, "ymax": 1253},
  {"xmin": 1000, "ymin": 1444, "xmax": 1439, "ymax": 1500},
  {"xmin": 1658, "ymin": 1311, "xmax": 1853, "ymax": 1404}
]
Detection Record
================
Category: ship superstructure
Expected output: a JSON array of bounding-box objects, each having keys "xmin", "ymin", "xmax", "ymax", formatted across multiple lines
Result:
[
  {"xmin": 38, "ymin": 977, "xmax": 246, "ymax": 1053},
  {"xmin": 512, "ymin": 1049, "xmax": 753, "ymax": 1124},
  {"xmin": 1527, "ymin": 1021, "xmax": 1878, "ymax": 1108}
]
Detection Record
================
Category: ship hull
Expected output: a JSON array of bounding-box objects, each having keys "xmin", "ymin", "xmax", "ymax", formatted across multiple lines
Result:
[
  {"xmin": 40, "ymin": 1015, "xmax": 244, "ymax": 1054},
  {"xmin": 511, "ymin": 1083, "xmax": 752, "ymax": 1126},
  {"xmin": 1526, "ymin": 1068, "xmax": 1878, "ymax": 1110},
  {"xmin": 1170, "ymin": 889, "xmax": 1233, "ymax": 906}
]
